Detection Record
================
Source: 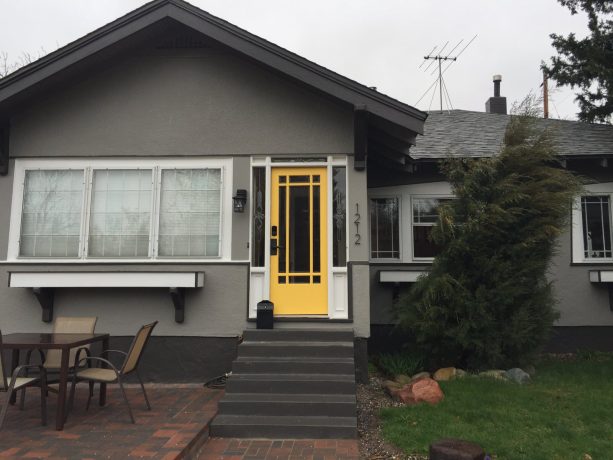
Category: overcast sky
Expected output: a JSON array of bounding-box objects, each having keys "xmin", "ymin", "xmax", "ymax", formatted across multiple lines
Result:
[{"xmin": 0, "ymin": 0, "xmax": 590, "ymax": 120}]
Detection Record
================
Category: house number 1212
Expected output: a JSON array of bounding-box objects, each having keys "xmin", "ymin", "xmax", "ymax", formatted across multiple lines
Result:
[{"xmin": 354, "ymin": 203, "xmax": 361, "ymax": 245}]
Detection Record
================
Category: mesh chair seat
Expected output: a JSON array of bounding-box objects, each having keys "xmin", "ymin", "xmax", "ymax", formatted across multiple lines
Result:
[
  {"xmin": 13, "ymin": 377, "xmax": 39, "ymax": 389},
  {"xmin": 76, "ymin": 368, "xmax": 116, "ymax": 382}
]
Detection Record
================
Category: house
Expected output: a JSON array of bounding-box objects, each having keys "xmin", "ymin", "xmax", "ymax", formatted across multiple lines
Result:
[
  {"xmin": 1, "ymin": 0, "xmax": 611, "ymax": 396},
  {"xmin": 369, "ymin": 78, "xmax": 613, "ymax": 354},
  {"xmin": 0, "ymin": 0, "xmax": 426, "ymax": 387}
]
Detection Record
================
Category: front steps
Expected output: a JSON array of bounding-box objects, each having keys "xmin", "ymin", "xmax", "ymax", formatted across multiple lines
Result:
[{"xmin": 210, "ymin": 329, "xmax": 357, "ymax": 439}]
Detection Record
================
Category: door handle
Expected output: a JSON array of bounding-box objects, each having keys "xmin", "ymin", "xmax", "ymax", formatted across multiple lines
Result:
[{"xmin": 271, "ymin": 238, "xmax": 284, "ymax": 256}]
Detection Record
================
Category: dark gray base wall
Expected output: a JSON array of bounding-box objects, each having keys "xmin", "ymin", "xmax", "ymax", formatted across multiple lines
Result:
[
  {"xmin": 3, "ymin": 336, "xmax": 240, "ymax": 384},
  {"xmin": 354, "ymin": 338, "xmax": 368, "ymax": 384},
  {"xmin": 369, "ymin": 324, "xmax": 613, "ymax": 355}
]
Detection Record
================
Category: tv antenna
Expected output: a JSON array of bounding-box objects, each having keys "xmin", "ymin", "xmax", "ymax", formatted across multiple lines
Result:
[{"xmin": 416, "ymin": 35, "xmax": 478, "ymax": 113}]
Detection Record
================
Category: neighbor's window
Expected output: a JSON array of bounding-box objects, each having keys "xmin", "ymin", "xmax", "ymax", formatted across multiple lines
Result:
[
  {"xmin": 20, "ymin": 170, "xmax": 84, "ymax": 257},
  {"xmin": 412, "ymin": 197, "xmax": 452, "ymax": 259},
  {"xmin": 370, "ymin": 197, "xmax": 399, "ymax": 259},
  {"xmin": 15, "ymin": 163, "xmax": 226, "ymax": 260},
  {"xmin": 581, "ymin": 195, "xmax": 612, "ymax": 259}
]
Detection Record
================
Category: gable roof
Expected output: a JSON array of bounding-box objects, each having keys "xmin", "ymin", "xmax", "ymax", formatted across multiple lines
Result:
[
  {"xmin": 0, "ymin": 0, "xmax": 426, "ymax": 139},
  {"xmin": 409, "ymin": 109, "xmax": 613, "ymax": 160}
]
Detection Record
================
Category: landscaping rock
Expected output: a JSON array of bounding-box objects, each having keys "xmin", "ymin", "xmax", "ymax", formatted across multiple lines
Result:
[
  {"xmin": 394, "ymin": 374, "xmax": 412, "ymax": 385},
  {"xmin": 433, "ymin": 367, "xmax": 457, "ymax": 381},
  {"xmin": 525, "ymin": 364, "xmax": 536, "ymax": 376},
  {"xmin": 382, "ymin": 380, "xmax": 402, "ymax": 398},
  {"xmin": 505, "ymin": 367, "xmax": 531, "ymax": 384},
  {"xmin": 410, "ymin": 377, "xmax": 445, "ymax": 405},
  {"xmin": 455, "ymin": 368, "xmax": 468, "ymax": 378},
  {"xmin": 396, "ymin": 386, "xmax": 418, "ymax": 405},
  {"xmin": 429, "ymin": 438, "xmax": 485, "ymax": 460},
  {"xmin": 478, "ymin": 369, "xmax": 508, "ymax": 380},
  {"xmin": 411, "ymin": 371, "xmax": 431, "ymax": 382}
]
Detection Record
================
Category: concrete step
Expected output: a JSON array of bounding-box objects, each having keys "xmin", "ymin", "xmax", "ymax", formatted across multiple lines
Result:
[
  {"xmin": 232, "ymin": 356, "xmax": 355, "ymax": 375},
  {"xmin": 218, "ymin": 393, "xmax": 357, "ymax": 417},
  {"xmin": 209, "ymin": 414, "xmax": 357, "ymax": 439},
  {"xmin": 242, "ymin": 329, "xmax": 355, "ymax": 343},
  {"xmin": 225, "ymin": 373, "xmax": 356, "ymax": 395},
  {"xmin": 239, "ymin": 341, "xmax": 354, "ymax": 358}
]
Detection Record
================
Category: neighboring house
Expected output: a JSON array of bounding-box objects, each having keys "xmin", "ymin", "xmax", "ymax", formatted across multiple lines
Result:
[
  {"xmin": 0, "ymin": 0, "xmax": 426, "ymax": 382},
  {"xmin": 369, "ymin": 79, "xmax": 613, "ymax": 353}
]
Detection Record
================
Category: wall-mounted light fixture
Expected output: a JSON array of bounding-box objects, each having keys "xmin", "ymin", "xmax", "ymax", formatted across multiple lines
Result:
[{"xmin": 233, "ymin": 189, "xmax": 247, "ymax": 213}]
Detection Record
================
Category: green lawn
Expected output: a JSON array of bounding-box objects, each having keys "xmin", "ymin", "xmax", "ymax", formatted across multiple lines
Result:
[{"xmin": 380, "ymin": 354, "xmax": 613, "ymax": 460}]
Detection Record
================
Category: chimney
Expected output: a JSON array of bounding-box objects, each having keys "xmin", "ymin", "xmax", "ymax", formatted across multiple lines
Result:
[{"xmin": 485, "ymin": 74, "xmax": 507, "ymax": 114}]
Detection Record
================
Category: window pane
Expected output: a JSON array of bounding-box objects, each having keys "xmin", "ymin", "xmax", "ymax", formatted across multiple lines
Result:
[
  {"xmin": 412, "ymin": 197, "xmax": 451, "ymax": 258},
  {"xmin": 370, "ymin": 198, "xmax": 399, "ymax": 259},
  {"xmin": 289, "ymin": 185, "xmax": 310, "ymax": 272},
  {"xmin": 88, "ymin": 169, "xmax": 152, "ymax": 257},
  {"xmin": 582, "ymin": 196, "xmax": 612, "ymax": 258},
  {"xmin": 159, "ymin": 169, "xmax": 221, "ymax": 257},
  {"xmin": 333, "ymin": 167, "xmax": 347, "ymax": 267},
  {"xmin": 20, "ymin": 170, "xmax": 84, "ymax": 257},
  {"xmin": 252, "ymin": 168, "xmax": 266, "ymax": 267}
]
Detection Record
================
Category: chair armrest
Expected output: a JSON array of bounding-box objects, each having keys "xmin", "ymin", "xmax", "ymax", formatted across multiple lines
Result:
[
  {"xmin": 73, "ymin": 347, "xmax": 91, "ymax": 369},
  {"xmin": 11, "ymin": 364, "xmax": 46, "ymax": 381},
  {"xmin": 76, "ymin": 356, "xmax": 120, "ymax": 375},
  {"xmin": 101, "ymin": 349, "xmax": 128, "ymax": 358}
]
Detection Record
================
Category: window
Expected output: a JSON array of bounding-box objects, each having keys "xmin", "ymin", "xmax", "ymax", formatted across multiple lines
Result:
[
  {"xmin": 332, "ymin": 167, "xmax": 347, "ymax": 267},
  {"xmin": 412, "ymin": 197, "xmax": 452, "ymax": 259},
  {"xmin": 10, "ymin": 159, "xmax": 231, "ymax": 260},
  {"xmin": 581, "ymin": 195, "xmax": 612, "ymax": 259},
  {"xmin": 370, "ymin": 197, "xmax": 400, "ymax": 259}
]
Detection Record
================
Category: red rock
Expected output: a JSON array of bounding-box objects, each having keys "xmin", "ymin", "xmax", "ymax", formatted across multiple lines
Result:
[
  {"xmin": 396, "ymin": 387, "xmax": 418, "ymax": 405},
  {"xmin": 409, "ymin": 377, "xmax": 444, "ymax": 405}
]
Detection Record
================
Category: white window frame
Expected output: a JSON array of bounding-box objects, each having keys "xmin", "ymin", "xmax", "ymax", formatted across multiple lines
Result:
[
  {"xmin": 571, "ymin": 183, "xmax": 613, "ymax": 264},
  {"xmin": 8, "ymin": 158, "xmax": 233, "ymax": 262},
  {"xmin": 368, "ymin": 182, "xmax": 453, "ymax": 263},
  {"xmin": 368, "ymin": 195, "xmax": 402, "ymax": 262},
  {"xmin": 410, "ymin": 195, "xmax": 454, "ymax": 262}
]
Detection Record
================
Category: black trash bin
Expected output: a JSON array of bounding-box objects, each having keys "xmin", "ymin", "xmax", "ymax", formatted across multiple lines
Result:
[{"xmin": 256, "ymin": 300, "xmax": 274, "ymax": 329}]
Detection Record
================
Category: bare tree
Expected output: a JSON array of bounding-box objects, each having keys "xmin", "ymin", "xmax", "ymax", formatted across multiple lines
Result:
[{"xmin": 0, "ymin": 48, "xmax": 47, "ymax": 79}]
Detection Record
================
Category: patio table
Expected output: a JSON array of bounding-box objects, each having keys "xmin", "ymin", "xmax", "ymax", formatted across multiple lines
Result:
[{"xmin": 1, "ymin": 332, "xmax": 110, "ymax": 430}]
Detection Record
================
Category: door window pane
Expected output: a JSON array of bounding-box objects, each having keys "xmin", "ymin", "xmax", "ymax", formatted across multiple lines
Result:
[
  {"xmin": 289, "ymin": 185, "xmax": 310, "ymax": 272},
  {"xmin": 159, "ymin": 169, "xmax": 221, "ymax": 257},
  {"xmin": 20, "ymin": 170, "xmax": 84, "ymax": 257},
  {"xmin": 582, "ymin": 196, "xmax": 612, "ymax": 258},
  {"xmin": 88, "ymin": 169, "xmax": 152, "ymax": 257},
  {"xmin": 370, "ymin": 198, "xmax": 399, "ymax": 259}
]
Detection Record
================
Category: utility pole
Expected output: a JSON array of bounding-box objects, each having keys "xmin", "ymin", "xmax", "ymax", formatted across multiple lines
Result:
[
  {"xmin": 543, "ymin": 70, "xmax": 549, "ymax": 119},
  {"xmin": 423, "ymin": 54, "xmax": 456, "ymax": 112}
]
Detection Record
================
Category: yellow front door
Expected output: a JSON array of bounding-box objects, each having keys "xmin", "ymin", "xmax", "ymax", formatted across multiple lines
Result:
[{"xmin": 270, "ymin": 167, "xmax": 327, "ymax": 315}]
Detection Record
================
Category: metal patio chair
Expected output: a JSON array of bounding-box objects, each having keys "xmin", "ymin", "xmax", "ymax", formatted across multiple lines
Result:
[
  {"xmin": 0, "ymin": 331, "xmax": 47, "ymax": 430},
  {"xmin": 22, "ymin": 316, "xmax": 97, "ymax": 406},
  {"xmin": 68, "ymin": 321, "xmax": 158, "ymax": 424}
]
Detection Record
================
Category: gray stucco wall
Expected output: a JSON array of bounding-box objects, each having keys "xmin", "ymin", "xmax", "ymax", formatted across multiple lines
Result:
[{"xmin": 10, "ymin": 49, "xmax": 353, "ymax": 158}]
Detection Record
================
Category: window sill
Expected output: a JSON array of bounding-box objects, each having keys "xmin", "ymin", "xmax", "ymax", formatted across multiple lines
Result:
[{"xmin": 379, "ymin": 270, "xmax": 428, "ymax": 283}]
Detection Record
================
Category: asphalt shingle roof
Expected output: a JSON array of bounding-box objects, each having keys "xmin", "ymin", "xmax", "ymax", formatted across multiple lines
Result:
[{"xmin": 410, "ymin": 109, "xmax": 613, "ymax": 159}]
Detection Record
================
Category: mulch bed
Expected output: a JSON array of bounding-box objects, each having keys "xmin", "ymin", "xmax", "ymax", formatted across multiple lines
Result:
[{"xmin": 357, "ymin": 375, "xmax": 427, "ymax": 460}]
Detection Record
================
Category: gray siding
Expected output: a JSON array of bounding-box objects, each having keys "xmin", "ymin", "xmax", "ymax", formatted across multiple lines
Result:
[{"xmin": 10, "ymin": 49, "xmax": 353, "ymax": 158}]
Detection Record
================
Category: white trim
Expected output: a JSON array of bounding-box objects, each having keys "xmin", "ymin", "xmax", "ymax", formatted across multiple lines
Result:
[
  {"xmin": 8, "ymin": 158, "xmax": 233, "ymax": 262},
  {"xmin": 9, "ymin": 271, "xmax": 205, "ymax": 288},
  {"xmin": 379, "ymin": 271, "xmax": 425, "ymax": 283},
  {"xmin": 571, "ymin": 183, "xmax": 613, "ymax": 264},
  {"xmin": 368, "ymin": 182, "xmax": 453, "ymax": 263}
]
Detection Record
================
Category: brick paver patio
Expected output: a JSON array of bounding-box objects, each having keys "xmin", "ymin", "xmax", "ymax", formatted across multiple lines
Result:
[
  {"xmin": 197, "ymin": 438, "xmax": 360, "ymax": 459},
  {"xmin": 0, "ymin": 385, "xmax": 360, "ymax": 459},
  {"xmin": 0, "ymin": 384, "xmax": 222, "ymax": 459}
]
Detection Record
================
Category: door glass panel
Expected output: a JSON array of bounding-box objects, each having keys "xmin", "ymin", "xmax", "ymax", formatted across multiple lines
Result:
[
  {"xmin": 289, "ymin": 185, "xmax": 310, "ymax": 273},
  {"xmin": 289, "ymin": 175, "xmax": 309, "ymax": 183},
  {"xmin": 251, "ymin": 167, "xmax": 265, "ymax": 267},
  {"xmin": 313, "ymin": 185, "xmax": 320, "ymax": 273},
  {"xmin": 289, "ymin": 275, "xmax": 310, "ymax": 284},
  {"xmin": 278, "ymin": 186, "xmax": 286, "ymax": 273},
  {"xmin": 332, "ymin": 167, "xmax": 346, "ymax": 266}
]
